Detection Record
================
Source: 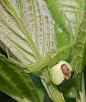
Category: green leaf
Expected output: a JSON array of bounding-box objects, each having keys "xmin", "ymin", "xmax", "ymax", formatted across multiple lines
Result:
[
  {"xmin": 44, "ymin": 0, "xmax": 85, "ymax": 40},
  {"xmin": 72, "ymin": 13, "xmax": 86, "ymax": 100},
  {"xmin": 0, "ymin": 54, "xmax": 40, "ymax": 102},
  {"xmin": 44, "ymin": 0, "xmax": 86, "ymax": 61},
  {"xmin": 54, "ymin": 23, "xmax": 72, "ymax": 61}
]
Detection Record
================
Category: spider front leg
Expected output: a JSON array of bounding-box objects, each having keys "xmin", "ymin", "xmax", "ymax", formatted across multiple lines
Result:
[
  {"xmin": 47, "ymin": 65, "xmax": 52, "ymax": 85},
  {"xmin": 6, "ymin": 47, "xmax": 25, "ymax": 67}
]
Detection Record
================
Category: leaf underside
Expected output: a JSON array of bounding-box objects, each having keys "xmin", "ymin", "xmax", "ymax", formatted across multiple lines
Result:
[{"xmin": 0, "ymin": 0, "xmax": 57, "ymax": 65}]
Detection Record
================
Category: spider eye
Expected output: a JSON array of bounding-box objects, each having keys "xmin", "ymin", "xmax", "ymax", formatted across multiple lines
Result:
[{"xmin": 51, "ymin": 61, "xmax": 74, "ymax": 85}]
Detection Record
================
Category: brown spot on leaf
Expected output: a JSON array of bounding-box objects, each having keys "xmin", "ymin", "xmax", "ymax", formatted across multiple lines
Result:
[{"xmin": 61, "ymin": 64, "xmax": 70, "ymax": 76}]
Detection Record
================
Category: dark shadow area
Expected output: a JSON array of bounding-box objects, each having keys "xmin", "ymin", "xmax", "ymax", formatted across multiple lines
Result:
[
  {"xmin": 0, "ymin": 47, "xmax": 7, "ymax": 57},
  {"xmin": 0, "ymin": 91, "xmax": 16, "ymax": 102}
]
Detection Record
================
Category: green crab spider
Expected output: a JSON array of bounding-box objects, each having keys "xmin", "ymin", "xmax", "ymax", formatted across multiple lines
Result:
[{"xmin": 6, "ymin": 42, "xmax": 74, "ymax": 86}]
